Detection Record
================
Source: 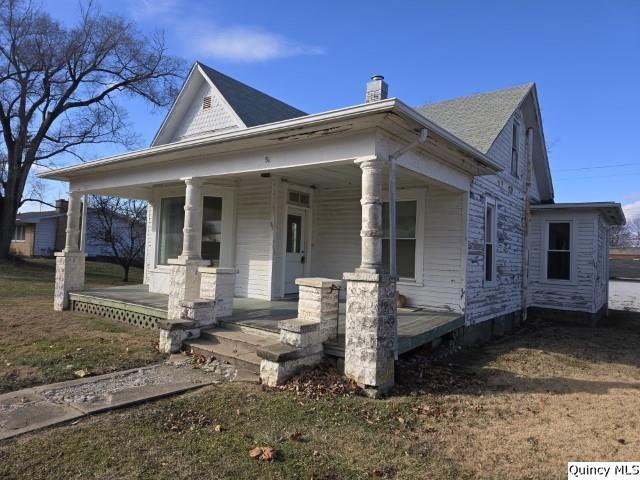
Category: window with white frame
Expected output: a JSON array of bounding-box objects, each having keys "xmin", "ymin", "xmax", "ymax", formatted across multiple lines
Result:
[
  {"xmin": 381, "ymin": 196, "xmax": 423, "ymax": 282},
  {"xmin": 12, "ymin": 225, "xmax": 25, "ymax": 241},
  {"xmin": 156, "ymin": 196, "xmax": 223, "ymax": 266},
  {"xmin": 510, "ymin": 121, "xmax": 519, "ymax": 177},
  {"xmin": 547, "ymin": 222, "xmax": 571, "ymax": 280},
  {"xmin": 485, "ymin": 200, "xmax": 497, "ymax": 283}
]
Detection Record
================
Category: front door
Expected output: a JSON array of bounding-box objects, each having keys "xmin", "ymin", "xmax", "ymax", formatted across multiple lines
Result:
[{"xmin": 284, "ymin": 207, "xmax": 306, "ymax": 295}]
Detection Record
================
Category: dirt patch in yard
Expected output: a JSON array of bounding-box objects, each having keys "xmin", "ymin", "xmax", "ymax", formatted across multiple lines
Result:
[{"xmin": 0, "ymin": 258, "xmax": 164, "ymax": 393}]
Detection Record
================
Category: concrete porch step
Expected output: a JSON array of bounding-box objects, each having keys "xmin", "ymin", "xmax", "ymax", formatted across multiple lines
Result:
[
  {"xmin": 184, "ymin": 339, "xmax": 262, "ymax": 374},
  {"xmin": 184, "ymin": 327, "xmax": 280, "ymax": 374}
]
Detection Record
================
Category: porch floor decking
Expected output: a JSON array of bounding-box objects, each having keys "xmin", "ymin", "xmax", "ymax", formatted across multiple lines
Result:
[{"xmin": 71, "ymin": 285, "xmax": 464, "ymax": 357}]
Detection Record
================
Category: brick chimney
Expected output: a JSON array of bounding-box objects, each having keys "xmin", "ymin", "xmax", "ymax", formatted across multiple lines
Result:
[
  {"xmin": 365, "ymin": 75, "xmax": 388, "ymax": 103},
  {"xmin": 55, "ymin": 199, "xmax": 68, "ymax": 213}
]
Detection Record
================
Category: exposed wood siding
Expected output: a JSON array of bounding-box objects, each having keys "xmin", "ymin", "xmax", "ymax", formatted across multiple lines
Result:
[
  {"xmin": 527, "ymin": 210, "xmax": 598, "ymax": 313},
  {"xmin": 594, "ymin": 215, "xmax": 609, "ymax": 311},
  {"xmin": 234, "ymin": 179, "xmax": 275, "ymax": 299},
  {"xmin": 310, "ymin": 185, "xmax": 465, "ymax": 312},
  {"xmin": 465, "ymin": 110, "xmax": 527, "ymax": 324}
]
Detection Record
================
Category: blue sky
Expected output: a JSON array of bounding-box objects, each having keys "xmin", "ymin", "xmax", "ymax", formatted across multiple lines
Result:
[{"xmin": 35, "ymin": 0, "xmax": 640, "ymax": 218}]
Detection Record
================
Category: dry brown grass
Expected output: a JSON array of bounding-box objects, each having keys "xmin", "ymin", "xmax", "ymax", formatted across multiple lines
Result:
[
  {"xmin": 0, "ymin": 257, "xmax": 164, "ymax": 393},
  {"xmin": 1, "ymin": 262, "xmax": 639, "ymax": 478}
]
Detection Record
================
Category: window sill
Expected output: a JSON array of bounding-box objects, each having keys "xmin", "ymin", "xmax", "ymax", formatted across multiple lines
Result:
[
  {"xmin": 11, "ymin": 240, "xmax": 25, "ymax": 243},
  {"xmin": 398, "ymin": 280, "xmax": 423, "ymax": 287}
]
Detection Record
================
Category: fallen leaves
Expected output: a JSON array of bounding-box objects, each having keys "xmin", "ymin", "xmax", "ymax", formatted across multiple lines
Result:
[
  {"xmin": 273, "ymin": 365, "xmax": 360, "ymax": 399},
  {"xmin": 249, "ymin": 446, "xmax": 278, "ymax": 462}
]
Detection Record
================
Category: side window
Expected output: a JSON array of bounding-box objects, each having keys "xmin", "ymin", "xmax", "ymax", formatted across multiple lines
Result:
[
  {"xmin": 485, "ymin": 200, "xmax": 497, "ymax": 283},
  {"xmin": 510, "ymin": 121, "xmax": 519, "ymax": 177},
  {"xmin": 547, "ymin": 222, "xmax": 571, "ymax": 280}
]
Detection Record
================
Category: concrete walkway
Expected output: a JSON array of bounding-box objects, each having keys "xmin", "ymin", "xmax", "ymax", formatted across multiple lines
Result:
[{"xmin": 0, "ymin": 357, "xmax": 256, "ymax": 441}]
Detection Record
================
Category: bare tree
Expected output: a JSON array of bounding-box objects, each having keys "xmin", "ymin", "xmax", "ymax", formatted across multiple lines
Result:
[
  {"xmin": 610, "ymin": 216, "xmax": 640, "ymax": 248},
  {"xmin": 0, "ymin": 0, "xmax": 184, "ymax": 258},
  {"xmin": 88, "ymin": 195, "xmax": 146, "ymax": 282}
]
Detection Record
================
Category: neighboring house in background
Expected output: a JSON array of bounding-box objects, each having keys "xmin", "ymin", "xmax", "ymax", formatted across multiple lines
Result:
[
  {"xmin": 11, "ymin": 199, "xmax": 144, "ymax": 259},
  {"xmin": 10, "ymin": 200, "xmax": 68, "ymax": 257},
  {"xmin": 41, "ymin": 62, "xmax": 626, "ymax": 393}
]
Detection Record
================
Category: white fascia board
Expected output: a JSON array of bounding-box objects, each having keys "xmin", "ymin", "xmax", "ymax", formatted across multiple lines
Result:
[
  {"xmin": 151, "ymin": 63, "xmax": 199, "ymax": 147},
  {"xmin": 40, "ymin": 98, "xmax": 500, "ymax": 181},
  {"xmin": 531, "ymin": 202, "xmax": 625, "ymax": 226}
]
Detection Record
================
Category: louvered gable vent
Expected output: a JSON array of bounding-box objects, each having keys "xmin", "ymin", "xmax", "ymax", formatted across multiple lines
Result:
[{"xmin": 202, "ymin": 95, "xmax": 212, "ymax": 110}]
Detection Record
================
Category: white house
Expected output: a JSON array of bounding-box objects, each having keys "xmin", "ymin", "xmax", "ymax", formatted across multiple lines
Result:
[{"xmin": 40, "ymin": 62, "xmax": 625, "ymax": 395}]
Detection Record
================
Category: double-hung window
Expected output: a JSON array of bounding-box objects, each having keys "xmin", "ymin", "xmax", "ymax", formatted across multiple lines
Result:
[
  {"xmin": 382, "ymin": 200, "xmax": 417, "ymax": 280},
  {"xmin": 157, "ymin": 196, "xmax": 223, "ymax": 266},
  {"xmin": 510, "ymin": 121, "xmax": 519, "ymax": 177},
  {"xmin": 546, "ymin": 222, "xmax": 571, "ymax": 280},
  {"xmin": 12, "ymin": 225, "xmax": 25, "ymax": 241},
  {"xmin": 485, "ymin": 199, "xmax": 497, "ymax": 284}
]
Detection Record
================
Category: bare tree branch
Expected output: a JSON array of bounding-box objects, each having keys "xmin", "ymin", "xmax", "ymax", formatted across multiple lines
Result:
[{"xmin": 0, "ymin": 0, "xmax": 184, "ymax": 258}]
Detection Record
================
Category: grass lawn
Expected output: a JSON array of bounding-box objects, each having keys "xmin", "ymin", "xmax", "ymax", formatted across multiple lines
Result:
[
  {"xmin": 1, "ymin": 304, "xmax": 639, "ymax": 479},
  {"xmin": 0, "ymin": 257, "xmax": 164, "ymax": 393}
]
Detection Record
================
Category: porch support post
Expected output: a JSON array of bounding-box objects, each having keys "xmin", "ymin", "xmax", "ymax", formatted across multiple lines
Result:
[
  {"xmin": 167, "ymin": 177, "xmax": 210, "ymax": 320},
  {"xmin": 343, "ymin": 156, "xmax": 397, "ymax": 397},
  {"xmin": 54, "ymin": 191, "xmax": 85, "ymax": 311}
]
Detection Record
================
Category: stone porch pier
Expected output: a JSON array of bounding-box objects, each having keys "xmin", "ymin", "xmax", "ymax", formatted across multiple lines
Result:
[
  {"xmin": 54, "ymin": 191, "xmax": 85, "ymax": 311},
  {"xmin": 343, "ymin": 156, "xmax": 397, "ymax": 396}
]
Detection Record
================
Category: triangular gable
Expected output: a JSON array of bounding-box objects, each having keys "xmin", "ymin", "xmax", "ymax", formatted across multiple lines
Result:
[
  {"xmin": 415, "ymin": 83, "xmax": 554, "ymax": 202},
  {"xmin": 152, "ymin": 62, "xmax": 306, "ymax": 146}
]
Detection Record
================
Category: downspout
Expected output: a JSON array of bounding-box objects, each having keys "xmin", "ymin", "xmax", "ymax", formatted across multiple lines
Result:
[
  {"xmin": 521, "ymin": 127, "xmax": 534, "ymax": 322},
  {"xmin": 388, "ymin": 128, "xmax": 429, "ymax": 359}
]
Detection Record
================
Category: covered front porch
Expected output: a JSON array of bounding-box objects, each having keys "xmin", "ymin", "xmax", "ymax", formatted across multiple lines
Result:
[
  {"xmin": 45, "ymin": 97, "xmax": 501, "ymax": 393},
  {"xmin": 68, "ymin": 284, "xmax": 464, "ymax": 357}
]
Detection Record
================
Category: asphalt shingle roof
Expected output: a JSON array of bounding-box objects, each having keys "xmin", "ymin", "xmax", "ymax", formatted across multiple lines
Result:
[
  {"xmin": 16, "ymin": 210, "xmax": 63, "ymax": 223},
  {"xmin": 198, "ymin": 63, "xmax": 307, "ymax": 127},
  {"xmin": 415, "ymin": 83, "xmax": 534, "ymax": 153}
]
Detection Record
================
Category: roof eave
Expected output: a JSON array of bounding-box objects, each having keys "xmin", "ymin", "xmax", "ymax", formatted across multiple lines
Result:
[{"xmin": 40, "ymin": 98, "xmax": 501, "ymax": 182}]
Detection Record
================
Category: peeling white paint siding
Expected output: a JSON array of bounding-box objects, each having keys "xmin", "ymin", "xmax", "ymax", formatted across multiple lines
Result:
[
  {"xmin": 310, "ymin": 184, "xmax": 466, "ymax": 312},
  {"xmin": 234, "ymin": 179, "xmax": 274, "ymax": 299},
  {"xmin": 609, "ymin": 280, "xmax": 640, "ymax": 311},
  {"xmin": 594, "ymin": 216, "xmax": 609, "ymax": 312},
  {"xmin": 528, "ymin": 210, "xmax": 600, "ymax": 313},
  {"xmin": 465, "ymin": 110, "xmax": 527, "ymax": 324}
]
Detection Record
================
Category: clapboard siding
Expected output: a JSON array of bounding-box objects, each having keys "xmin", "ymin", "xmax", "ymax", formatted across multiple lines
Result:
[
  {"xmin": 234, "ymin": 179, "xmax": 274, "ymax": 299},
  {"xmin": 33, "ymin": 217, "xmax": 57, "ymax": 256},
  {"xmin": 528, "ymin": 211, "xmax": 598, "ymax": 312},
  {"xmin": 594, "ymin": 216, "xmax": 608, "ymax": 311},
  {"xmin": 465, "ymin": 110, "xmax": 528, "ymax": 324},
  {"xmin": 310, "ymin": 185, "xmax": 465, "ymax": 312},
  {"xmin": 143, "ymin": 201, "xmax": 154, "ymax": 284}
]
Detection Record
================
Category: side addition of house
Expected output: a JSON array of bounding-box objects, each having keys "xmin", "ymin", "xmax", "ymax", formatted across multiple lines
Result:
[{"xmin": 40, "ymin": 62, "xmax": 625, "ymax": 395}]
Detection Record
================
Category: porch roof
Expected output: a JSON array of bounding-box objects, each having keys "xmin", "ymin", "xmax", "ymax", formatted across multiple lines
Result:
[{"xmin": 39, "ymin": 99, "xmax": 502, "ymax": 184}]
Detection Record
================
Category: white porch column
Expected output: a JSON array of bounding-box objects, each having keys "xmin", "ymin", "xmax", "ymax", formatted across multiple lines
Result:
[
  {"xmin": 167, "ymin": 177, "xmax": 210, "ymax": 320},
  {"xmin": 343, "ymin": 156, "xmax": 397, "ymax": 397},
  {"xmin": 80, "ymin": 194, "xmax": 88, "ymax": 253},
  {"xmin": 179, "ymin": 177, "xmax": 204, "ymax": 260},
  {"xmin": 358, "ymin": 157, "xmax": 384, "ymax": 273},
  {"xmin": 54, "ymin": 191, "xmax": 85, "ymax": 311}
]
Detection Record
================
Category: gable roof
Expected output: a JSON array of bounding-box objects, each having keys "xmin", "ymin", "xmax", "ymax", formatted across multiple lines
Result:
[
  {"xmin": 197, "ymin": 63, "xmax": 306, "ymax": 128},
  {"xmin": 16, "ymin": 210, "xmax": 64, "ymax": 223},
  {"xmin": 415, "ymin": 83, "xmax": 533, "ymax": 154}
]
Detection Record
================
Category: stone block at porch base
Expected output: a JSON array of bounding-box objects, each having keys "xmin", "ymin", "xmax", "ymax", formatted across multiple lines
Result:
[
  {"xmin": 257, "ymin": 318, "xmax": 323, "ymax": 386},
  {"xmin": 199, "ymin": 267, "xmax": 237, "ymax": 318},
  {"xmin": 54, "ymin": 251, "xmax": 85, "ymax": 311},
  {"xmin": 157, "ymin": 319, "xmax": 200, "ymax": 354},
  {"xmin": 257, "ymin": 343, "xmax": 323, "ymax": 387}
]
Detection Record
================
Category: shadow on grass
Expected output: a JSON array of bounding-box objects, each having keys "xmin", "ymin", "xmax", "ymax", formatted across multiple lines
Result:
[{"xmin": 394, "ymin": 313, "xmax": 640, "ymax": 397}]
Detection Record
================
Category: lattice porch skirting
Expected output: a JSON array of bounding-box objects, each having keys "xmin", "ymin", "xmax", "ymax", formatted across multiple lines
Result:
[{"xmin": 69, "ymin": 296, "xmax": 166, "ymax": 330}]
